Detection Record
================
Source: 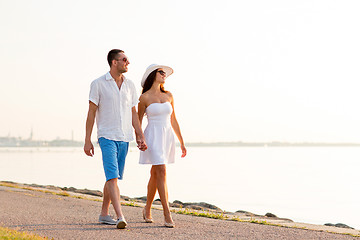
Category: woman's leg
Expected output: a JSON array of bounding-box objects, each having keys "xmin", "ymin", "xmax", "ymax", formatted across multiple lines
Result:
[
  {"xmin": 145, "ymin": 166, "xmax": 157, "ymax": 218},
  {"xmin": 153, "ymin": 164, "xmax": 173, "ymax": 223}
]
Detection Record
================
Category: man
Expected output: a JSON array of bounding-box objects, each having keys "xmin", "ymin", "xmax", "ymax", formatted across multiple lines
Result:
[{"xmin": 84, "ymin": 49, "xmax": 147, "ymax": 229}]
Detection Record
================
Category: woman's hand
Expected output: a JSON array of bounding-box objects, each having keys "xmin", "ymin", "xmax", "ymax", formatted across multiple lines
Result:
[
  {"xmin": 136, "ymin": 134, "xmax": 148, "ymax": 151},
  {"xmin": 181, "ymin": 144, "xmax": 187, "ymax": 158}
]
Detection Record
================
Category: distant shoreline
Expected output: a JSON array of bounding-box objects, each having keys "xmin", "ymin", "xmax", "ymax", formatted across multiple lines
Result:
[
  {"xmin": 2, "ymin": 135, "xmax": 360, "ymax": 147},
  {"xmin": 177, "ymin": 142, "xmax": 360, "ymax": 147},
  {"xmin": 1, "ymin": 139, "xmax": 360, "ymax": 148}
]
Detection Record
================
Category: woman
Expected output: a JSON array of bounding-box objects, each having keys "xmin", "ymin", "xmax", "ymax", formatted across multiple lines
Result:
[{"xmin": 138, "ymin": 64, "xmax": 187, "ymax": 228}]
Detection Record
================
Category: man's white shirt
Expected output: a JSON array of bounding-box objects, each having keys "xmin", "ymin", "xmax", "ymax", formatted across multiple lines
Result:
[{"xmin": 89, "ymin": 72, "xmax": 139, "ymax": 142}]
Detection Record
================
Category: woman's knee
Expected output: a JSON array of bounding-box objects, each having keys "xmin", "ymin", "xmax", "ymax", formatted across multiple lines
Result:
[
  {"xmin": 150, "ymin": 166, "xmax": 157, "ymax": 176},
  {"xmin": 154, "ymin": 165, "xmax": 166, "ymax": 177}
]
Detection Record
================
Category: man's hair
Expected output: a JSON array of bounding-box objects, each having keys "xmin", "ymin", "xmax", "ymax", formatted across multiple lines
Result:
[{"xmin": 107, "ymin": 49, "xmax": 124, "ymax": 67}]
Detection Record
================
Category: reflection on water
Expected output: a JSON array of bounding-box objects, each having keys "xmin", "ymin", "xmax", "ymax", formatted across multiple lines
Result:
[{"xmin": 0, "ymin": 146, "xmax": 359, "ymax": 229}]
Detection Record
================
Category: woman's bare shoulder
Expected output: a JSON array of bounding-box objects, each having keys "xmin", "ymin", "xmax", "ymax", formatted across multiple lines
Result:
[
  {"xmin": 139, "ymin": 92, "xmax": 151, "ymax": 102},
  {"xmin": 165, "ymin": 91, "xmax": 173, "ymax": 98}
]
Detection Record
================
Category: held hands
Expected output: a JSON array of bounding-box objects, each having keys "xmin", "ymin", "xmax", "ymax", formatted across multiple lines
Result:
[
  {"xmin": 181, "ymin": 144, "xmax": 187, "ymax": 158},
  {"xmin": 136, "ymin": 134, "xmax": 148, "ymax": 151},
  {"xmin": 84, "ymin": 141, "xmax": 94, "ymax": 156}
]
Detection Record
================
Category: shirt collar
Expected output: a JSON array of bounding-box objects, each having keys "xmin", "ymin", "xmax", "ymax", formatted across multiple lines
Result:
[{"xmin": 105, "ymin": 72, "xmax": 127, "ymax": 82}]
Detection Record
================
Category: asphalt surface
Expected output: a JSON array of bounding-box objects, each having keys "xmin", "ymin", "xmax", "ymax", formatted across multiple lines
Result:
[{"xmin": 0, "ymin": 186, "xmax": 357, "ymax": 240}]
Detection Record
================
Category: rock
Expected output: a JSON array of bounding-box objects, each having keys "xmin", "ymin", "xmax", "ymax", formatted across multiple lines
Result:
[
  {"xmin": 181, "ymin": 202, "xmax": 222, "ymax": 211},
  {"xmin": 120, "ymin": 195, "xmax": 130, "ymax": 201},
  {"xmin": 235, "ymin": 210, "xmax": 248, "ymax": 214},
  {"xmin": 133, "ymin": 196, "xmax": 147, "ymax": 202},
  {"xmin": 325, "ymin": 223, "xmax": 335, "ymax": 227},
  {"xmin": 235, "ymin": 210, "xmax": 257, "ymax": 217},
  {"xmin": 60, "ymin": 187, "xmax": 103, "ymax": 197},
  {"xmin": 223, "ymin": 211, "xmax": 234, "ymax": 214},
  {"xmin": 65, "ymin": 187, "xmax": 77, "ymax": 192},
  {"xmin": 236, "ymin": 210, "xmax": 256, "ymax": 215},
  {"xmin": 335, "ymin": 223, "xmax": 353, "ymax": 229},
  {"xmin": 171, "ymin": 200, "xmax": 183, "ymax": 208},
  {"xmin": 170, "ymin": 202, "xmax": 183, "ymax": 208},
  {"xmin": 186, "ymin": 205, "xmax": 203, "ymax": 210},
  {"xmin": 198, "ymin": 202, "xmax": 221, "ymax": 210},
  {"xmin": 31, "ymin": 184, "xmax": 62, "ymax": 191},
  {"xmin": 265, "ymin": 213, "xmax": 277, "ymax": 218},
  {"xmin": 75, "ymin": 189, "xmax": 103, "ymax": 197},
  {"xmin": 80, "ymin": 189, "xmax": 100, "ymax": 196},
  {"xmin": 324, "ymin": 223, "xmax": 354, "ymax": 229}
]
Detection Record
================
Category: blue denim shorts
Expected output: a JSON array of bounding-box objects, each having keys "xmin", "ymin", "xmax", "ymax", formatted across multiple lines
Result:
[{"xmin": 98, "ymin": 137, "xmax": 129, "ymax": 181}]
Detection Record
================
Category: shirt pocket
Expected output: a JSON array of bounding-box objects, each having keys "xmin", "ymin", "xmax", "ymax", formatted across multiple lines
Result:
[{"xmin": 121, "ymin": 89, "xmax": 132, "ymax": 108}]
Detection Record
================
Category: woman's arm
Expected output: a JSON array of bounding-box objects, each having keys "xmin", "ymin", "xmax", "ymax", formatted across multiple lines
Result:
[
  {"xmin": 132, "ymin": 106, "xmax": 147, "ymax": 151},
  {"xmin": 138, "ymin": 95, "xmax": 147, "ymax": 126},
  {"xmin": 134, "ymin": 95, "xmax": 148, "ymax": 151},
  {"xmin": 170, "ymin": 94, "xmax": 187, "ymax": 157}
]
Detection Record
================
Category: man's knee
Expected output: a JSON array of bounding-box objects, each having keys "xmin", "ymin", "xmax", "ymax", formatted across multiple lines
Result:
[{"xmin": 106, "ymin": 178, "xmax": 118, "ymax": 186}]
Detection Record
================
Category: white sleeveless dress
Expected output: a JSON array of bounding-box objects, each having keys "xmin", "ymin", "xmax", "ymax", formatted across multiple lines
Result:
[{"xmin": 139, "ymin": 102, "xmax": 175, "ymax": 165}]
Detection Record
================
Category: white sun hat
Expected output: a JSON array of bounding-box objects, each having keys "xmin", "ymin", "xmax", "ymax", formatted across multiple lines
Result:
[{"xmin": 141, "ymin": 64, "xmax": 174, "ymax": 87}]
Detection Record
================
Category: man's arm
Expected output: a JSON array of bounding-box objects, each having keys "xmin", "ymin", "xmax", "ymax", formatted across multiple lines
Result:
[
  {"xmin": 132, "ymin": 106, "xmax": 147, "ymax": 151},
  {"xmin": 84, "ymin": 101, "xmax": 98, "ymax": 156}
]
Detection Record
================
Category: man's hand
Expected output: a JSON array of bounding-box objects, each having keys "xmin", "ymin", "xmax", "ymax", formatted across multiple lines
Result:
[
  {"xmin": 136, "ymin": 135, "xmax": 147, "ymax": 151},
  {"xmin": 84, "ymin": 140, "xmax": 94, "ymax": 156}
]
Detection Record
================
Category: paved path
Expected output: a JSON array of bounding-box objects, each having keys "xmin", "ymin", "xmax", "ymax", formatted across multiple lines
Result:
[{"xmin": 0, "ymin": 185, "xmax": 358, "ymax": 240}]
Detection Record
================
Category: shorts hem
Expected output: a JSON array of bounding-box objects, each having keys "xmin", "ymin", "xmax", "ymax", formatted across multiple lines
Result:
[{"xmin": 106, "ymin": 175, "xmax": 122, "ymax": 181}]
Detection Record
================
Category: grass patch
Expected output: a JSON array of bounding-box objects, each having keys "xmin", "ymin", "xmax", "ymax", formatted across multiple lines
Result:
[
  {"xmin": 55, "ymin": 191, "xmax": 70, "ymax": 197},
  {"xmin": 231, "ymin": 216, "xmax": 241, "ymax": 221},
  {"xmin": 250, "ymin": 219, "xmax": 268, "ymax": 225},
  {"xmin": 122, "ymin": 201, "xmax": 140, "ymax": 207},
  {"xmin": 172, "ymin": 208, "xmax": 228, "ymax": 220},
  {"xmin": 0, "ymin": 226, "xmax": 49, "ymax": 240}
]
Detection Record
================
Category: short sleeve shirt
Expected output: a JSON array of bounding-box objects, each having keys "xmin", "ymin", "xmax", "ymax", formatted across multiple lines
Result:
[{"xmin": 89, "ymin": 72, "xmax": 139, "ymax": 142}]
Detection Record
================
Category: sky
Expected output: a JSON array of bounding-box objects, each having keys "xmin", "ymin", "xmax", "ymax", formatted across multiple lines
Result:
[{"xmin": 1, "ymin": 0, "xmax": 360, "ymax": 143}]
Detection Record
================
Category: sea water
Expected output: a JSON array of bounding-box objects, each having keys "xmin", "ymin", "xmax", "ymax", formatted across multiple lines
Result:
[{"xmin": 0, "ymin": 146, "xmax": 359, "ymax": 229}]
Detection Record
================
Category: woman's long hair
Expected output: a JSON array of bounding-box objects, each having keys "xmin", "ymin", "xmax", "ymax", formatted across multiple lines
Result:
[{"xmin": 142, "ymin": 69, "xmax": 167, "ymax": 94}]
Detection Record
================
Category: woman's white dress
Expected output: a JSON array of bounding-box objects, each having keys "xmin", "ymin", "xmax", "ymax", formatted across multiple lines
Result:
[{"xmin": 139, "ymin": 102, "xmax": 175, "ymax": 165}]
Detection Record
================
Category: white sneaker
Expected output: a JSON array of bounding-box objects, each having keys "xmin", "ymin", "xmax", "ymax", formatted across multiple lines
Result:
[
  {"xmin": 99, "ymin": 215, "xmax": 117, "ymax": 225},
  {"xmin": 116, "ymin": 217, "xmax": 127, "ymax": 229}
]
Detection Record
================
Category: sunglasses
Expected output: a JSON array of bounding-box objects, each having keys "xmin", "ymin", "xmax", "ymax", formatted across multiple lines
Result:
[
  {"xmin": 157, "ymin": 70, "xmax": 166, "ymax": 76},
  {"xmin": 116, "ymin": 57, "xmax": 129, "ymax": 63}
]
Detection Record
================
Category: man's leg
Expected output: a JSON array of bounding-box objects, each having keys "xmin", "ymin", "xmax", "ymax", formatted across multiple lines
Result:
[
  {"xmin": 105, "ymin": 178, "xmax": 123, "ymax": 219},
  {"xmin": 112, "ymin": 141, "xmax": 129, "ymax": 219},
  {"xmin": 98, "ymin": 138, "xmax": 125, "ymax": 222},
  {"xmin": 100, "ymin": 182, "xmax": 111, "ymax": 216},
  {"xmin": 109, "ymin": 141, "xmax": 129, "ymax": 229}
]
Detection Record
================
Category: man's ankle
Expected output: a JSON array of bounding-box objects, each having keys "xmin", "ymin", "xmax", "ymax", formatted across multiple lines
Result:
[{"xmin": 100, "ymin": 212, "xmax": 109, "ymax": 217}]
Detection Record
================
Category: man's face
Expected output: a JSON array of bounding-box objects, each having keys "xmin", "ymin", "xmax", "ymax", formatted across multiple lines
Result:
[{"xmin": 113, "ymin": 53, "xmax": 130, "ymax": 73}]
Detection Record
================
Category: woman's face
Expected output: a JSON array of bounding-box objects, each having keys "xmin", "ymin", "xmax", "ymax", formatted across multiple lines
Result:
[{"xmin": 154, "ymin": 68, "xmax": 166, "ymax": 84}]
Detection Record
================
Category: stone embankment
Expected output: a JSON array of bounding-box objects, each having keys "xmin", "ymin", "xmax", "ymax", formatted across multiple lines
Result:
[{"xmin": 6, "ymin": 181, "xmax": 356, "ymax": 231}]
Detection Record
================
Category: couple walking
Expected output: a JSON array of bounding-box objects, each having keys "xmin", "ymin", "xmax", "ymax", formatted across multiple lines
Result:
[{"xmin": 84, "ymin": 49, "xmax": 186, "ymax": 229}]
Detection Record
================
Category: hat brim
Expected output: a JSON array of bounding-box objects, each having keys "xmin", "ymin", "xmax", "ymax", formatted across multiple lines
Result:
[{"xmin": 141, "ymin": 64, "xmax": 174, "ymax": 87}]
